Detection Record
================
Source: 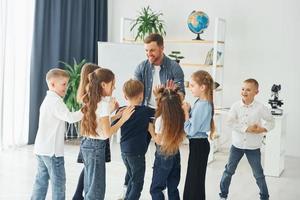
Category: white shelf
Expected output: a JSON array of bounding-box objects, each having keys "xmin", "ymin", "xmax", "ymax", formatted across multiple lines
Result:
[
  {"xmin": 180, "ymin": 63, "xmax": 223, "ymax": 68},
  {"xmin": 122, "ymin": 38, "xmax": 225, "ymax": 44}
]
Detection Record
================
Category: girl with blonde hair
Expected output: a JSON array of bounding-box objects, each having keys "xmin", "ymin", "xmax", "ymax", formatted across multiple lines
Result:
[{"xmin": 183, "ymin": 70, "xmax": 215, "ymax": 200}]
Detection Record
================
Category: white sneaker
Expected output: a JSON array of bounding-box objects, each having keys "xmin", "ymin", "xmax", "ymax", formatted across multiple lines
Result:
[{"xmin": 117, "ymin": 185, "xmax": 127, "ymax": 200}]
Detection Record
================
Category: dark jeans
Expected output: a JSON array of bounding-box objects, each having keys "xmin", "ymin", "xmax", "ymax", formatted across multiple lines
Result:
[
  {"xmin": 183, "ymin": 138, "xmax": 210, "ymax": 200},
  {"xmin": 124, "ymin": 171, "xmax": 130, "ymax": 186},
  {"xmin": 72, "ymin": 168, "xmax": 84, "ymax": 200},
  {"xmin": 219, "ymin": 145, "xmax": 269, "ymax": 200},
  {"xmin": 121, "ymin": 153, "xmax": 146, "ymax": 200},
  {"xmin": 150, "ymin": 149, "xmax": 181, "ymax": 200}
]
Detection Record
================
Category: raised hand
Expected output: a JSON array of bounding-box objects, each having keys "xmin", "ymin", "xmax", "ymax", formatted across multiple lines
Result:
[{"xmin": 165, "ymin": 79, "xmax": 177, "ymax": 90}]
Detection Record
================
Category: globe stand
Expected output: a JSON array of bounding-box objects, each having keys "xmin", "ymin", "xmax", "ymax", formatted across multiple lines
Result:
[{"xmin": 193, "ymin": 33, "xmax": 203, "ymax": 40}]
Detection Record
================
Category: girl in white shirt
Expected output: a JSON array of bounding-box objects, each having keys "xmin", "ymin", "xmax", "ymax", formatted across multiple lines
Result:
[
  {"xmin": 80, "ymin": 68, "xmax": 134, "ymax": 200},
  {"xmin": 73, "ymin": 63, "xmax": 99, "ymax": 200},
  {"xmin": 148, "ymin": 88, "xmax": 185, "ymax": 199}
]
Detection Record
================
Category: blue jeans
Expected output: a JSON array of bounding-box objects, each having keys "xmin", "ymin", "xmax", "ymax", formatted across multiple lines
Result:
[
  {"xmin": 121, "ymin": 153, "xmax": 146, "ymax": 200},
  {"xmin": 150, "ymin": 149, "xmax": 181, "ymax": 200},
  {"xmin": 219, "ymin": 145, "xmax": 269, "ymax": 200},
  {"xmin": 31, "ymin": 155, "xmax": 66, "ymax": 200},
  {"xmin": 81, "ymin": 138, "xmax": 106, "ymax": 200}
]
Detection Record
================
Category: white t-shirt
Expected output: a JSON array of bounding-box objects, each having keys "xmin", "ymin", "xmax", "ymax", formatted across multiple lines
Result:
[
  {"xmin": 155, "ymin": 116, "xmax": 165, "ymax": 145},
  {"xmin": 148, "ymin": 65, "xmax": 161, "ymax": 108},
  {"xmin": 155, "ymin": 116, "xmax": 162, "ymax": 135},
  {"xmin": 88, "ymin": 97, "xmax": 111, "ymax": 140}
]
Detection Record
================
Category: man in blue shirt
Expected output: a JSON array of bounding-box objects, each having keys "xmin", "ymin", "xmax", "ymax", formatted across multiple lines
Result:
[{"xmin": 134, "ymin": 33, "xmax": 185, "ymax": 108}]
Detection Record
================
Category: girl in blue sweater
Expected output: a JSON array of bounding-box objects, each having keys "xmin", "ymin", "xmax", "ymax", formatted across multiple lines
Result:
[{"xmin": 183, "ymin": 70, "xmax": 216, "ymax": 200}]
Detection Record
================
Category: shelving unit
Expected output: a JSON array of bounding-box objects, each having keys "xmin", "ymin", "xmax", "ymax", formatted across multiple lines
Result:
[
  {"xmin": 120, "ymin": 17, "xmax": 227, "ymax": 163},
  {"xmin": 180, "ymin": 63, "xmax": 223, "ymax": 68},
  {"xmin": 122, "ymin": 38, "xmax": 225, "ymax": 44},
  {"xmin": 162, "ymin": 18, "xmax": 226, "ymax": 163}
]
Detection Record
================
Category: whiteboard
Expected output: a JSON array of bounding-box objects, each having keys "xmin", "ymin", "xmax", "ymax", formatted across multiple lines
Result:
[
  {"xmin": 98, "ymin": 42, "xmax": 146, "ymax": 106},
  {"xmin": 97, "ymin": 42, "xmax": 200, "ymax": 106}
]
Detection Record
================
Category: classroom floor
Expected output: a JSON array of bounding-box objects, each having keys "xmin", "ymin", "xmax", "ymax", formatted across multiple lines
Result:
[{"xmin": 0, "ymin": 141, "xmax": 299, "ymax": 200}]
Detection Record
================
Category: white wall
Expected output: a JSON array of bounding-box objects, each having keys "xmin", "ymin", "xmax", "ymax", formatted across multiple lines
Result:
[{"xmin": 108, "ymin": 0, "xmax": 300, "ymax": 157}]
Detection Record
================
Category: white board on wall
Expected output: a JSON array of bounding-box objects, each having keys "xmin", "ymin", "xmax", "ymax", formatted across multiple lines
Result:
[
  {"xmin": 97, "ymin": 41, "xmax": 201, "ymax": 106},
  {"xmin": 98, "ymin": 42, "xmax": 146, "ymax": 106}
]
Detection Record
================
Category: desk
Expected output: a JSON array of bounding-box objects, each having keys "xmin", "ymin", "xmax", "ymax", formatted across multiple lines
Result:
[{"xmin": 264, "ymin": 114, "xmax": 286, "ymax": 177}]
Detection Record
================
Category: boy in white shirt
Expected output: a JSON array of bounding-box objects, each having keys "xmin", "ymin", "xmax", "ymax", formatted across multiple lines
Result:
[
  {"xmin": 219, "ymin": 78, "xmax": 274, "ymax": 200},
  {"xmin": 31, "ymin": 68, "xmax": 83, "ymax": 200}
]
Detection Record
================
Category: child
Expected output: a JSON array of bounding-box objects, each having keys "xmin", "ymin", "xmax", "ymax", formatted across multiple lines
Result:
[
  {"xmin": 115, "ymin": 79, "xmax": 155, "ymax": 199},
  {"xmin": 80, "ymin": 68, "xmax": 134, "ymax": 200},
  {"xmin": 148, "ymin": 87, "xmax": 185, "ymax": 199},
  {"xmin": 182, "ymin": 70, "xmax": 215, "ymax": 200},
  {"xmin": 118, "ymin": 80, "xmax": 177, "ymax": 199},
  {"xmin": 31, "ymin": 68, "xmax": 83, "ymax": 200},
  {"xmin": 219, "ymin": 78, "xmax": 274, "ymax": 200},
  {"xmin": 73, "ymin": 63, "xmax": 119, "ymax": 200},
  {"xmin": 72, "ymin": 63, "xmax": 99, "ymax": 200}
]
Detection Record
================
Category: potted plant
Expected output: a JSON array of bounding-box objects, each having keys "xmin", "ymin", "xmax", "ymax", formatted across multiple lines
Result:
[
  {"xmin": 168, "ymin": 51, "xmax": 184, "ymax": 63},
  {"xmin": 60, "ymin": 58, "xmax": 86, "ymax": 139},
  {"xmin": 130, "ymin": 6, "xmax": 166, "ymax": 41}
]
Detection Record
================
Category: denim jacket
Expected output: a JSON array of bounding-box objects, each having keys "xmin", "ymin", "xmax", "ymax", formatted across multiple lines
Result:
[{"xmin": 134, "ymin": 55, "xmax": 185, "ymax": 106}]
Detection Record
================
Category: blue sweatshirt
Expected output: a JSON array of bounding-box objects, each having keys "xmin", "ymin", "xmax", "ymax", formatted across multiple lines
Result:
[{"xmin": 184, "ymin": 99, "xmax": 212, "ymax": 138}]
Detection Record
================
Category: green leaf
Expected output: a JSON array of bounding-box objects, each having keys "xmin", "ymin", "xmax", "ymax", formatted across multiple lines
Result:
[
  {"xmin": 130, "ymin": 6, "xmax": 166, "ymax": 41},
  {"xmin": 62, "ymin": 58, "xmax": 86, "ymax": 111}
]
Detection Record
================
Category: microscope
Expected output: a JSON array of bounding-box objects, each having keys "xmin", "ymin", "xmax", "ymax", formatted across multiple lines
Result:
[{"xmin": 268, "ymin": 84, "xmax": 283, "ymax": 115}]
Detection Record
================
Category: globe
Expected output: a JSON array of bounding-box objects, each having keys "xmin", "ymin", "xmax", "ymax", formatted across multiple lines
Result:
[{"xmin": 187, "ymin": 11, "xmax": 209, "ymax": 40}]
